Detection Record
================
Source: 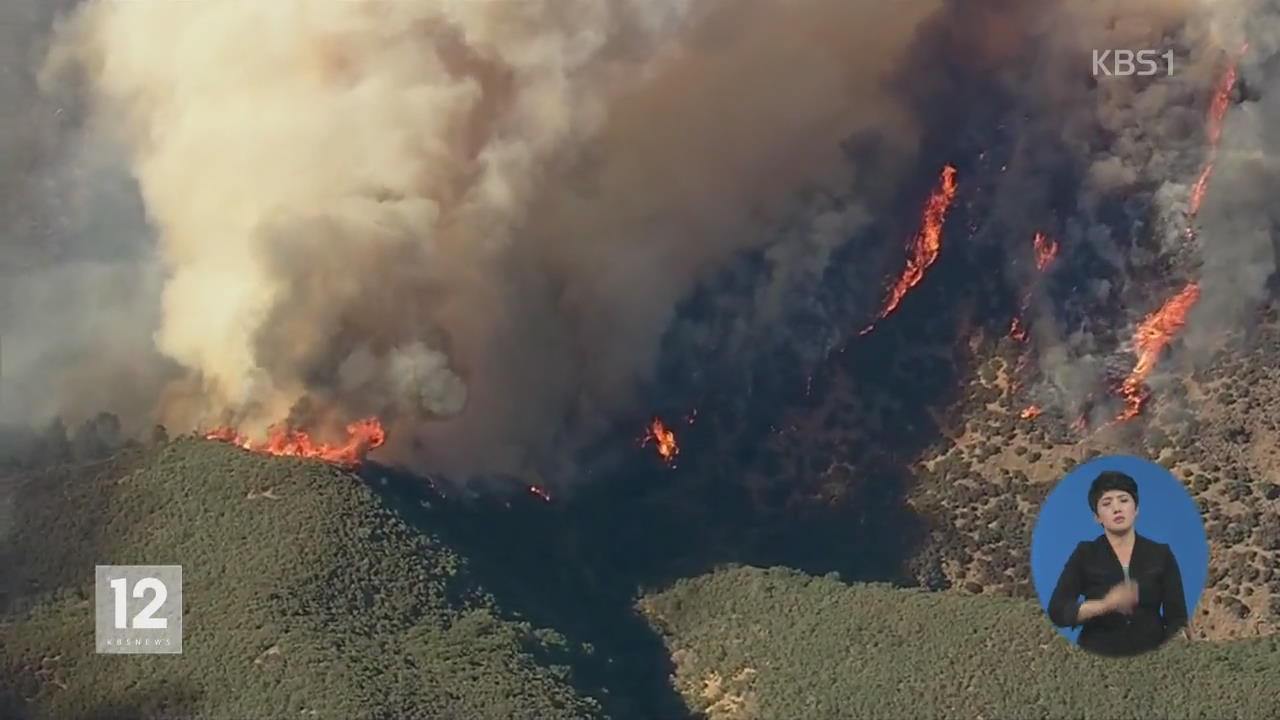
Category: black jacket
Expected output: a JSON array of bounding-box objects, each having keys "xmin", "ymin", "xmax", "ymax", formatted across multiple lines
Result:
[{"xmin": 1048, "ymin": 533, "xmax": 1188, "ymax": 657}]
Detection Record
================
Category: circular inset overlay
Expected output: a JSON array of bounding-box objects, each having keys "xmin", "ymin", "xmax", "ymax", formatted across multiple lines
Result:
[{"xmin": 1030, "ymin": 454, "xmax": 1209, "ymax": 646}]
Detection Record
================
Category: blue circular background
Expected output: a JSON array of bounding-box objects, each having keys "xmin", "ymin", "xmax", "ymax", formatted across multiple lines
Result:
[{"xmin": 1030, "ymin": 454, "xmax": 1209, "ymax": 646}]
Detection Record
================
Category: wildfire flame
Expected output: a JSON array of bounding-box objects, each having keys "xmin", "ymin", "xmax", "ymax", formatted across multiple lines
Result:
[
  {"xmin": 1033, "ymin": 231, "xmax": 1058, "ymax": 272},
  {"xmin": 1020, "ymin": 405, "xmax": 1041, "ymax": 420},
  {"xmin": 528, "ymin": 485, "xmax": 552, "ymax": 502},
  {"xmin": 1116, "ymin": 282, "xmax": 1200, "ymax": 421},
  {"xmin": 642, "ymin": 417, "xmax": 679, "ymax": 465},
  {"xmin": 1205, "ymin": 46, "xmax": 1244, "ymax": 148},
  {"xmin": 860, "ymin": 165, "xmax": 958, "ymax": 335},
  {"xmin": 204, "ymin": 417, "xmax": 386, "ymax": 468},
  {"xmin": 1008, "ymin": 232, "xmax": 1058, "ymax": 343},
  {"xmin": 1187, "ymin": 165, "xmax": 1213, "ymax": 221},
  {"xmin": 1188, "ymin": 43, "xmax": 1246, "ymax": 222}
]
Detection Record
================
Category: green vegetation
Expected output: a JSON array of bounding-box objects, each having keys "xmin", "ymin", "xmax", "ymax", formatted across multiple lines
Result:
[
  {"xmin": 5, "ymin": 439, "xmax": 1280, "ymax": 719},
  {"xmin": 0, "ymin": 439, "xmax": 601, "ymax": 719},
  {"xmin": 642, "ymin": 565, "xmax": 1280, "ymax": 719}
]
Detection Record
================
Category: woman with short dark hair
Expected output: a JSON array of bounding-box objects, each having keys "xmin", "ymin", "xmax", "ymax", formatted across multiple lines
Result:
[{"xmin": 1047, "ymin": 471, "xmax": 1188, "ymax": 656}]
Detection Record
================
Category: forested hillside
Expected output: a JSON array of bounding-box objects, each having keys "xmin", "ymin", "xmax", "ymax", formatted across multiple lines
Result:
[
  {"xmin": 642, "ymin": 566, "xmax": 1280, "ymax": 719},
  {"xmin": 0, "ymin": 439, "xmax": 601, "ymax": 719},
  {"xmin": 5, "ymin": 439, "xmax": 1279, "ymax": 720}
]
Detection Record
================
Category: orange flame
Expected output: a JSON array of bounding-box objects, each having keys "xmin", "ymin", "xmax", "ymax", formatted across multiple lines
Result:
[
  {"xmin": 1033, "ymin": 231, "xmax": 1059, "ymax": 272},
  {"xmin": 641, "ymin": 417, "xmax": 679, "ymax": 465},
  {"xmin": 1204, "ymin": 53, "xmax": 1241, "ymax": 149},
  {"xmin": 1188, "ymin": 44, "xmax": 1246, "ymax": 221},
  {"xmin": 204, "ymin": 417, "xmax": 386, "ymax": 468},
  {"xmin": 1020, "ymin": 405, "xmax": 1041, "ymax": 420},
  {"xmin": 860, "ymin": 165, "xmax": 958, "ymax": 334},
  {"xmin": 1009, "ymin": 232, "xmax": 1057, "ymax": 343},
  {"xmin": 1116, "ymin": 283, "xmax": 1200, "ymax": 421},
  {"xmin": 1188, "ymin": 163, "xmax": 1214, "ymax": 220}
]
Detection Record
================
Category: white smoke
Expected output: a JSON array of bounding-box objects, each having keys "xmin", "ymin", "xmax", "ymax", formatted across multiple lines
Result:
[{"xmin": 28, "ymin": 0, "xmax": 936, "ymax": 476}]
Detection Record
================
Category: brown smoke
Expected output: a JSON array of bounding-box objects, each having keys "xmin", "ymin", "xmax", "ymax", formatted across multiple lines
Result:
[
  {"xmin": 35, "ymin": 0, "xmax": 937, "ymax": 476},
  {"xmin": 950, "ymin": 0, "xmax": 1263, "ymax": 412},
  {"xmin": 13, "ymin": 0, "xmax": 1275, "ymax": 480}
]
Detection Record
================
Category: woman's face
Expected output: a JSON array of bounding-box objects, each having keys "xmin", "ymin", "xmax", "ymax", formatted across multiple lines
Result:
[{"xmin": 1095, "ymin": 490, "xmax": 1137, "ymax": 532}]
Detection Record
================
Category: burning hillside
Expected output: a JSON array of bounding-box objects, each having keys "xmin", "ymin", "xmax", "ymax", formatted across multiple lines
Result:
[
  {"xmin": 11, "ymin": 0, "xmax": 947, "ymax": 484},
  {"xmin": 203, "ymin": 417, "xmax": 386, "ymax": 468},
  {"xmin": 1187, "ymin": 43, "xmax": 1248, "ymax": 223},
  {"xmin": 1009, "ymin": 231, "xmax": 1059, "ymax": 344},
  {"xmin": 0, "ymin": 0, "xmax": 1274, "ymax": 515},
  {"xmin": 1115, "ymin": 283, "xmax": 1202, "ymax": 422},
  {"xmin": 860, "ymin": 165, "xmax": 959, "ymax": 336},
  {"xmin": 8, "ymin": 13, "xmax": 1280, "ymax": 720}
]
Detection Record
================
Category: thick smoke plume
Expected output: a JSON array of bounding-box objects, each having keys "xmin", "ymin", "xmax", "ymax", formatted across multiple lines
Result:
[
  {"xmin": 912, "ymin": 0, "xmax": 1274, "ymax": 419},
  {"xmin": 27, "ymin": 0, "xmax": 937, "ymax": 477},
  {"xmin": 0, "ymin": 0, "xmax": 169, "ymax": 434},
  {"xmin": 4, "ymin": 0, "xmax": 1277, "ymax": 483}
]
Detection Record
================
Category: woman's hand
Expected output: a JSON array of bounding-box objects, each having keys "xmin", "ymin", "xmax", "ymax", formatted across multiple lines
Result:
[
  {"xmin": 1102, "ymin": 580, "xmax": 1139, "ymax": 614},
  {"xmin": 1077, "ymin": 581, "xmax": 1139, "ymax": 622}
]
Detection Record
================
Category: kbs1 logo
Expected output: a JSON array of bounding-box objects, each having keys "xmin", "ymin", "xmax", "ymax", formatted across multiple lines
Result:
[
  {"xmin": 95, "ymin": 565, "xmax": 183, "ymax": 654},
  {"xmin": 1093, "ymin": 49, "xmax": 1175, "ymax": 77}
]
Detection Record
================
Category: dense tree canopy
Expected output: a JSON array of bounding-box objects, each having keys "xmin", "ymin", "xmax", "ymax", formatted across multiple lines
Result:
[
  {"xmin": 643, "ymin": 565, "xmax": 1280, "ymax": 719},
  {"xmin": 1, "ymin": 440, "xmax": 601, "ymax": 719}
]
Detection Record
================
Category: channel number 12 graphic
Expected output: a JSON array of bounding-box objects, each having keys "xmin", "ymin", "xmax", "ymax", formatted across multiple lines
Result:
[{"xmin": 95, "ymin": 565, "xmax": 183, "ymax": 654}]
